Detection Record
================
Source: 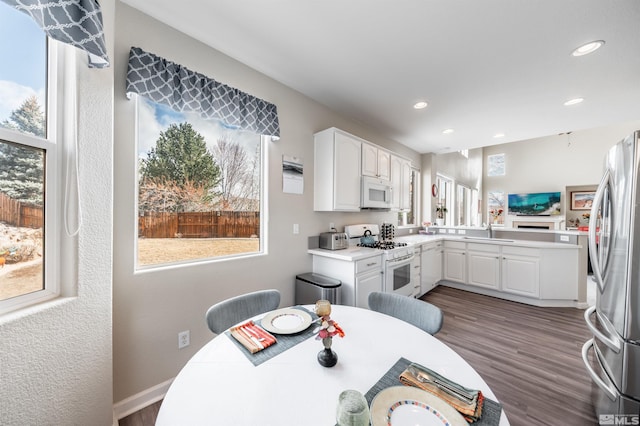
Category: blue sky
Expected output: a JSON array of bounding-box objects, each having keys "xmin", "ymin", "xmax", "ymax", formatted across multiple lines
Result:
[
  {"xmin": 137, "ymin": 97, "xmax": 260, "ymax": 162},
  {"xmin": 0, "ymin": 3, "xmax": 46, "ymax": 121}
]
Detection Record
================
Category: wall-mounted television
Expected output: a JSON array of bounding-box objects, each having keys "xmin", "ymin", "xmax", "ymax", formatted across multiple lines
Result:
[{"xmin": 507, "ymin": 192, "xmax": 561, "ymax": 216}]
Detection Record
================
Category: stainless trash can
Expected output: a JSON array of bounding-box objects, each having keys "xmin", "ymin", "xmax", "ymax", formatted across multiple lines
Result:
[{"xmin": 295, "ymin": 272, "xmax": 341, "ymax": 305}]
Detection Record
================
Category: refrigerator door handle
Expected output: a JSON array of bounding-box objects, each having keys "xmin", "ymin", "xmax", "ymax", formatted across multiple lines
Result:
[
  {"xmin": 589, "ymin": 168, "xmax": 610, "ymax": 293},
  {"xmin": 582, "ymin": 338, "xmax": 619, "ymax": 402},
  {"xmin": 584, "ymin": 305, "xmax": 622, "ymax": 353}
]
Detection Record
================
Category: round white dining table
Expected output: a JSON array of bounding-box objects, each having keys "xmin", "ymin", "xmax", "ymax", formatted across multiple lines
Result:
[{"xmin": 156, "ymin": 305, "xmax": 509, "ymax": 426}]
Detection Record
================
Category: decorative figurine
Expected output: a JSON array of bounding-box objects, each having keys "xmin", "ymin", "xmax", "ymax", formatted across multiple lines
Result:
[{"xmin": 315, "ymin": 300, "xmax": 345, "ymax": 367}]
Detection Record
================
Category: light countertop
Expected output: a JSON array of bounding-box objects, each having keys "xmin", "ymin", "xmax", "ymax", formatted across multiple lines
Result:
[{"xmin": 309, "ymin": 234, "xmax": 581, "ymax": 261}]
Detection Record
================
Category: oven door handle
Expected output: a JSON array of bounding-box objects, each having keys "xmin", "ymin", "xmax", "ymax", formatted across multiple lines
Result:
[{"xmin": 387, "ymin": 254, "xmax": 415, "ymax": 264}]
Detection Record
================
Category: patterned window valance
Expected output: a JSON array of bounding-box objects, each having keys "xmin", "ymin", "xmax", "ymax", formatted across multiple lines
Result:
[
  {"xmin": 126, "ymin": 47, "xmax": 280, "ymax": 138},
  {"xmin": 1, "ymin": 0, "xmax": 109, "ymax": 68}
]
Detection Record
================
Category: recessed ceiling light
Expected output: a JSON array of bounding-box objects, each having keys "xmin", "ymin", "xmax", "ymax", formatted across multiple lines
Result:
[
  {"xmin": 413, "ymin": 101, "xmax": 428, "ymax": 109},
  {"xmin": 442, "ymin": 129, "xmax": 454, "ymax": 134},
  {"xmin": 494, "ymin": 133, "xmax": 505, "ymax": 138},
  {"xmin": 564, "ymin": 98, "xmax": 584, "ymax": 106},
  {"xmin": 572, "ymin": 40, "xmax": 605, "ymax": 57}
]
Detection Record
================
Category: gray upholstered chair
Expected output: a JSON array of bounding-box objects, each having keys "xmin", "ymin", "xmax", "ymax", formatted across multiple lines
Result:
[
  {"xmin": 368, "ymin": 292, "xmax": 443, "ymax": 335},
  {"xmin": 205, "ymin": 289, "xmax": 281, "ymax": 334}
]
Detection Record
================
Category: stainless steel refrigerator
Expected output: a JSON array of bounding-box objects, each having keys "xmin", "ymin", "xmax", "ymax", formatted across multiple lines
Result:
[{"xmin": 582, "ymin": 131, "xmax": 640, "ymax": 420}]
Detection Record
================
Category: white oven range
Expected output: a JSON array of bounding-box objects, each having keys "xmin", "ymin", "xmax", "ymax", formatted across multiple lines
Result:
[{"xmin": 344, "ymin": 224, "xmax": 415, "ymax": 297}]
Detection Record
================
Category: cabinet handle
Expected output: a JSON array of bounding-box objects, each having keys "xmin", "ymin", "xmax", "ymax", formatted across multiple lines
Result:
[{"xmin": 366, "ymin": 262, "xmax": 376, "ymax": 267}]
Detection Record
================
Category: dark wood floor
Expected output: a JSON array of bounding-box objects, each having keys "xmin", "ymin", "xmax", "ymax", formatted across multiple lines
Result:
[
  {"xmin": 119, "ymin": 286, "xmax": 597, "ymax": 426},
  {"xmin": 422, "ymin": 286, "xmax": 597, "ymax": 426},
  {"xmin": 119, "ymin": 399, "xmax": 161, "ymax": 426}
]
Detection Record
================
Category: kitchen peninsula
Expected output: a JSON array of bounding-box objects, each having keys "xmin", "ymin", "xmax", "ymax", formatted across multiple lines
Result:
[
  {"xmin": 309, "ymin": 227, "xmax": 587, "ymax": 309},
  {"xmin": 396, "ymin": 227, "xmax": 588, "ymax": 308}
]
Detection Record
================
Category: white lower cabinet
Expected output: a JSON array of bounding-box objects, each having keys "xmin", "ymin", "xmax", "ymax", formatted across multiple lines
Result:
[
  {"xmin": 312, "ymin": 254, "xmax": 383, "ymax": 309},
  {"xmin": 443, "ymin": 241, "xmax": 466, "ymax": 283},
  {"xmin": 420, "ymin": 241, "xmax": 442, "ymax": 294},
  {"xmin": 411, "ymin": 247, "xmax": 421, "ymax": 297},
  {"xmin": 355, "ymin": 269, "xmax": 384, "ymax": 308},
  {"xmin": 467, "ymin": 243, "xmax": 501, "ymax": 290},
  {"xmin": 501, "ymin": 247, "xmax": 540, "ymax": 298}
]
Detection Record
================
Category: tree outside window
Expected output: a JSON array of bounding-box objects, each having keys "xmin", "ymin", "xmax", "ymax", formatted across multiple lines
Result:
[
  {"xmin": 136, "ymin": 97, "xmax": 265, "ymax": 268},
  {"xmin": 0, "ymin": 2, "xmax": 50, "ymax": 309}
]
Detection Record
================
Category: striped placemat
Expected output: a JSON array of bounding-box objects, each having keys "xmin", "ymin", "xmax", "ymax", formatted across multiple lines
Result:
[
  {"xmin": 365, "ymin": 357, "xmax": 503, "ymax": 426},
  {"xmin": 225, "ymin": 306, "xmax": 319, "ymax": 366}
]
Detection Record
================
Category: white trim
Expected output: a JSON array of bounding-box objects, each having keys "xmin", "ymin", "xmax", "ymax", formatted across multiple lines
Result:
[
  {"xmin": 439, "ymin": 281, "xmax": 581, "ymax": 308},
  {"xmin": 112, "ymin": 377, "xmax": 173, "ymax": 420}
]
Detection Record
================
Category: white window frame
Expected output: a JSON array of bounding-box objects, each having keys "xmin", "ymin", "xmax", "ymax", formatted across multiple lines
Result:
[
  {"xmin": 436, "ymin": 174, "xmax": 453, "ymax": 225},
  {"xmin": 0, "ymin": 40, "xmax": 62, "ymax": 315},
  {"xmin": 133, "ymin": 96, "xmax": 269, "ymax": 270},
  {"xmin": 398, "ymin": 167, "xmax": 420, "ymax": 227}
]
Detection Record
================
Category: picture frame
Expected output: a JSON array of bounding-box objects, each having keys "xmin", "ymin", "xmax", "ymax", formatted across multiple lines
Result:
[{"xmin": 571, "ymin": 191, "xmax": 595, "ymax": 210}]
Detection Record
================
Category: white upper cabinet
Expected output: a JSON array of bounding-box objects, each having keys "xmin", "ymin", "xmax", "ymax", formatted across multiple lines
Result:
[
  {"xmin": 391, "ymin": 154, "xmax": 411, "ymax": 210},
  {"xmin": 362, "ymin": 142, "xmax": 391, "ymax": 180},
  {"xmin": 314, "ymin": 128, "xmax": 362, "ymax": 211}
]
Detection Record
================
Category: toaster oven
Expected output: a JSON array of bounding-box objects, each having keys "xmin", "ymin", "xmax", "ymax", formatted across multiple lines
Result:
[{"xmin": 319, "ymin": 232, "xmax": 348, "ymax": 250}]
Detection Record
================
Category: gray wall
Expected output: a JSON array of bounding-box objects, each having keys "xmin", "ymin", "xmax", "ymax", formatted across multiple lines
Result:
[
  {"xmin": 483, "ymin": 120, "xmax": 640, "ymax": 221},
  {"xmin": 113, "ymin": 2, "xmax": 420, "ymax": 403},
  {"xmin": 0, "ymin": 1, "xmax": 115, "ymax": 425},
  {"xmin": 421, "ymin": 148, "xmax": 483, "ymax": 224}
]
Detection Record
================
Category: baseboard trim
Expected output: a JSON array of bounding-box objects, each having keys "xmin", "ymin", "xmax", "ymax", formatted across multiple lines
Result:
[{"xmin": 112, "ymin": 378, "xmax": 174, "ymax": 421}]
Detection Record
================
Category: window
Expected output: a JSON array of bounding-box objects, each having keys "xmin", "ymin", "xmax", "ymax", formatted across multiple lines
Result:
[
  {"xmin": 0, "ymin": 3, "xmax": 58, "ymax": 313},
  {"xmin": 136, "ymin": 97, "xmax": 266, "ymax": 268},
  {"xmin": 435, "ymin": 174, "xmax": 453, "ymax": 225},
  {"xmin": 397, "ymin": 168, "xmax": 420, "ymax": 227},
  {"xmin": 487, "ymin": 153, "xmax": 505, "ymax": 176},
  {"xmin": 487, "ymin": 191, "xmax": 505, "ymax": 225},
  {"xmin": 456, "ymin": 184, "xmax": 472, "ymax": 226}
]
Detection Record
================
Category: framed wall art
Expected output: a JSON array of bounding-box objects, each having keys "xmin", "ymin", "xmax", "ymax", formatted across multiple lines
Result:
[{"xmin": 571, "ymin": 191, "xmax": 595, "ymax": 210}]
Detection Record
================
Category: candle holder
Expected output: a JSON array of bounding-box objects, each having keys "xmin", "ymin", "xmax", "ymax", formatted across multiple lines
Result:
[{"xmin": 315, "ymin": 300, "xmax": 344, "ymax": 368}]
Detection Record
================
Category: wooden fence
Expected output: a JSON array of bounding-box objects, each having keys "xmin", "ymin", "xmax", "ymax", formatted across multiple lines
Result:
[
  {"xmin": 0, "ymin": 192, "xmax": 43, "ymax": 228},
  {"xmin": 139, "ymin": 211, "xmax": 260, "ymax": 238}
]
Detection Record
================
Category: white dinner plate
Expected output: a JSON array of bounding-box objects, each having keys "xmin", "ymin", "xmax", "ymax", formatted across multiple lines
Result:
[
  {"xmin": 260, "ymin": 308, "xmax": 313, "ymax": 334},
  {"xmin": 370, "ymin": 386, "xmax": 466, "ymax": 426}
]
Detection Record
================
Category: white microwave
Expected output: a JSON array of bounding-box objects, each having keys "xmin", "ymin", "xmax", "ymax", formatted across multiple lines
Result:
[{"xmin": 361, "ymin": 176, "xmax": 392, "ymax": 209}]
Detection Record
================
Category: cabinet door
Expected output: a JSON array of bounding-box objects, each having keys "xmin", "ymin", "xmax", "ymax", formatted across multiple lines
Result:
[
  {"xmin": 390, "ymin": 155, "xmax": 411, "ymax": 210},
  {"xmin": 411, "ymin": 254, "xmax": 421, "ymax": 297},
  {"xmin": 400, "ymin": 160, "xmax": 411, "ymax": 210},
  {"xmin": 467, "ymin": 250, "xmax": 500, "ymax": 290},
  {"xmin": 362, "ymin": 143, "xmax": 378, "ymax": 177},
  {"xmin": 355, "ymin": 269, "xmax": 383, "ymax": 309},
  {"xmin": 502, "ymin": 254, "xmax": 540, "ymax": 297},
  {"xmin": 334, "ymin": 132, "xmax": 362, "ymax": 211},
  {"xmin": 443, "ymin": 249, "xmax": 466, "ymax": 283},
  {"xmin": 421, "ymin": 243, "xmax": 442, "ymax": 293},
  {"xmin": 377, "ymin": 150, "xmax": 391, "ymax": 180}
]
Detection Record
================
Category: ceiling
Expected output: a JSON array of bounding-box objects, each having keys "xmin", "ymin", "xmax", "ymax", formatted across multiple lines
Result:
[{"xmin": 120, "ymin": 0, "xmax": 640, "ymax": 154}]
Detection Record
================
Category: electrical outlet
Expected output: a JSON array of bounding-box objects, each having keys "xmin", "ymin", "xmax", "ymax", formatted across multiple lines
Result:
[
  {"xmin": 293, "ymin": 223, "xmax": 299, "ymax": 234},
  {"xmin": 178, "ymin": 330, "xmax": 190, "ymax": 349},
  {"xmin": 329, "ymin": 222, "xmax": 335, "ymax": 230}
]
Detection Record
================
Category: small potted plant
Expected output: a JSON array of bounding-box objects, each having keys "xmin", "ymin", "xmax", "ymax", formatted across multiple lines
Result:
[{"xmin": 435, "ymin": 204, "xmax": 447, "ymax": 226}]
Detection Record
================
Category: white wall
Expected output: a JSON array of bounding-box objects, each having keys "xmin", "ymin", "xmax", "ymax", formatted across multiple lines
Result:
[
  {"xmin": 0, "ymin": 1, "xmax": 114, "ymax": 425},
  {"xmin": 483, "ymin": 120, "xmax": 640, "ymax": 222},
  {"xmin": 112, "ymin": 2, "xmax": 420, "ymax": 404},
  {"xmin": 113, "ymin": 1, "xmax": 640, "ymax": 408},
  {"xmin": 422, "ymin": 148, "xmax": 483, "ymax": 224}
]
